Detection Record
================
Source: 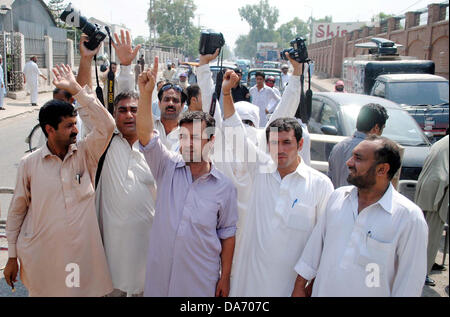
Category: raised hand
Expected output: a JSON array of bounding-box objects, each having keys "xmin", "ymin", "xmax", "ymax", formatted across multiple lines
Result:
[
  {"xmin": 199, "ymin": 48, "xmax": 220, "ymax": 66},
  {"xmin": 52, "ymin": 64, "xmax": 82, "ymax": 96},
  {"xmin": 138, "ymin": 56, "xmax": 159, "ymax": 95},
  {"xmin": 222, "ymin": 69, "xmax": 240, "ymax": 93},
  {"xmin": 112, "ymin": 30, "xmax": 141, "ymax": 66},
  {"xmin": 285, "ymin": 52, "xmax": 302, "ymax": 76},
  {"xmin": 79, "ymin": 34, "xmax": 102, "ymax": 59}
]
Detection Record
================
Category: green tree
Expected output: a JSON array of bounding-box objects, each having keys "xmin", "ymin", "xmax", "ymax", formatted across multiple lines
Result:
[
  {"xmin": 133, "ymin": 36, "xmax": 148, "ymax": 46},
  {"xmin": 46, "ymin": 0, "xmax": 68, "ymax": 27},
  {"xmin": 234, "ymin": 0, "xmax": 280, "ymax": 59},
  {"xmin": 147, "ymin": 0, "xmax": 200, "ymax": 58},
  {"xmin": 277, "ymin": 17, "xmax": 309, "ymax": 47},
  {"xmin": 238, "ymin": 0, "xmax": 279, "ymax": 30},
  {"xmin": 371, "ymin": 12, "xmax": 394, "ymax": 23}
]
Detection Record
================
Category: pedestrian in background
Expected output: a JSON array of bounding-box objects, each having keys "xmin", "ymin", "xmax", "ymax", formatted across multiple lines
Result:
[
  {"xmin": 22, "ymin": 56, "xmax": 47, "ymax": 107},
  {"xmin": 0, "ymin": 54, "xmax": 5, "ymax": 110},
  {"xmin": 415, "ymin": 134, "xmax": 449, "ymax": 287}
]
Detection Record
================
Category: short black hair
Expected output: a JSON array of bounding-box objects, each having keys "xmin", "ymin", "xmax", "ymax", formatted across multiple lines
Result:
[
  {"xmin": 366, "ymin": 135, "xmax": 402, "ymax": 180},
  {"xmin": 39, "ymin": 99, "xmax": 77, "ymax": 137},
  {"xmin": 255, "ymin": 71, "xmax": 265, "ymax": 79},
  {"xmin": 179, "ymin": 111, "xmax": 216, "ymax": 139},
  {"xmin": 53, "ymin": 88, "xmax": 72, "ymax": 101},
  {"xmin": 357, "ymin": 103, "xmax": 389, "ymax": 133},
  {"xmin": 266, "ymin": 117, "xmax": 303, "ymax": 143},
  {"xmin": 186, "ymin": 84, "xmax": 201, "ymax": 106},
  {"xmin": 114, "ymin": 91, "xmax": 139, "ymax": 110},
  {"xmin": 157, "ymin": 83, "xmax": 187, "ymax": 104},
  {"xmin": 110, "ymin": 62, "xmax": 117, "ymax": 66}
]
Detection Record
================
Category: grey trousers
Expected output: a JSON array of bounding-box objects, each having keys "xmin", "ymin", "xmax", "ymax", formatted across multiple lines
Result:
[{"xmin": 425, "ymin": 211, "xmax": 446, "ymax": 275}]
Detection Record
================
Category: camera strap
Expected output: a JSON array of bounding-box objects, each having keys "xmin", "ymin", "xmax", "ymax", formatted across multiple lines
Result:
[
  {"xmin": 295, "ymin": 61, "xmax": 313, "ymax": 123},
  {"xmin": 93, "ymin": 55, "xmax": 105, "ymax": 106},
  {"xmin": 105, "ymin": 26, "xmax": 115, "ymax": 115},
  {"xmin": 209, "ymin": 50, "xmax": 224, "ymax": 117}
]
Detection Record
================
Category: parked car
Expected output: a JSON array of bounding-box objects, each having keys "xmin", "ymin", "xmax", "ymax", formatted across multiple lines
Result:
[
  {"xmin": 307, "ymin": 92, "xmax": 431, "ymax": 181},
  {"xmin": 236, "ymin": 59, "xmax": 251, "ymax": 82},
  {"xmin": 370, "ymin": 74, "xmax": 449, "ymax": 140},
  {"xmin": 263, "ymin": 61, "xmax": 281, "ymax": 69},
  {"xmin": 247, "ymin": 68, "xmax": 283, "ymax": 92}
]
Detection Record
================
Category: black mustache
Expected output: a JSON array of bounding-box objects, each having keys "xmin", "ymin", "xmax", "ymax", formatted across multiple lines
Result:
[
  {"xmin": 165, "ymin": 106, "xmax": 176, "ymax": 111},
  {"xmin": 70, "ymin": 133, "xmax": 77, "ymax": 138}
]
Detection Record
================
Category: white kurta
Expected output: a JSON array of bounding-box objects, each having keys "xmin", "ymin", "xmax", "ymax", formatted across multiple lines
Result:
[
  {"xmin": 226, "ymin": 111, "xmax": 334, "ymax": 297},
  {"xmin": 197, "ymin": 64, "xmax": 303, "ymax": 267},
  {"xmin": 23, "ymin": 61, "xmax": 42, "ymax": 104},
  {"xmin": 0, "ymin": 63, "xmax": 5, "ymax": 108},
  {"xmin": 249, "ymin": 85, "xmax": 281, "ymax": 127},
  {"xmin": 295, "ymin": 184, "xmax": 428, "ymax": 297},
  {"xmin": 96, "ymin": 133, "xmax": 156, "ymax": 295}
]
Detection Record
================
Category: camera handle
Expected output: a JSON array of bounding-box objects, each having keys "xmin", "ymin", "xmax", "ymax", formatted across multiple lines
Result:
[
  {"xmin": 209, "ymin": 49, "xmax": 224, "ymax": 117},
  {"xmin": 93, "ymin": 55, "xmax": 105, "ymax": 106},
  {"xmin": 295, "ymin": 60, "xmax": 313, "ymax": 123}
]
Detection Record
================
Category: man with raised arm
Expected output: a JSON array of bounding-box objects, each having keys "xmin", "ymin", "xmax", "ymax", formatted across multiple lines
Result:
[
  {"xmin": 76, "ymin": 30, "xmax": 156, "ymax": 297},
  {"xmin": 216, "ymin": 66, "xmax": 334, "ymax": 297},
  {"xmin": 136, "ymin": 57, "xmax": 238, "ymax": 297},
  {"xmin": 3, "ymin": 64, "xmax": 115, "ymax": 297}
]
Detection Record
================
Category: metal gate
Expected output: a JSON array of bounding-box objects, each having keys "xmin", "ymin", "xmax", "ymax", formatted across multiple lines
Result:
[
  {"xmin": 18, "ymin": 21, "xmax": 45, "ymax": 67},
  {"xmin": 48, "ymin": 26, "xmax": 67, "ymax": 66}
]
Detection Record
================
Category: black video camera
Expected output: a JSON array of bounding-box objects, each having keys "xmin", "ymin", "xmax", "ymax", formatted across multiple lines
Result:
[
  {"xmin": 60, "ymin": 3, "xmax": 107, "ymax": 51},
  {"xmin": 199, "ymin": 31, "xmax": 225, "ymax": 55},
  {"xmin": 280, "ymin": 37, "xmax": 309, "ymax": 63}
]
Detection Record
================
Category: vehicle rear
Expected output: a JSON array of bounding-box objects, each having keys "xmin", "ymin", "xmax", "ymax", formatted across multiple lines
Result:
[
  {"xmin": 307, "ymin": 93, "xmax": 431, "ymax": 184},
  {"xmin": 372, "ymin": 74, "xmax": 449, "ymax": 140}
]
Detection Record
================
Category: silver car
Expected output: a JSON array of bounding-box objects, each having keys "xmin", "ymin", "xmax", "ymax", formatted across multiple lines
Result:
[{"xmin": 308, "ymin": 92, "xmax": 431, "ymax": 181}]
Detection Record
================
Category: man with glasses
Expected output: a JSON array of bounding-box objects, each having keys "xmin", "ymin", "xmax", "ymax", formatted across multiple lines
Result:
[{"xmin": 328, "ymin": 103, "xmax": 389, "ymax": 188}]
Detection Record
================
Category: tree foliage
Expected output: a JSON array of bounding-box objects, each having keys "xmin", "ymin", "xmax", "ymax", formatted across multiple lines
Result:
[
  {"xmin": 277, "ymin": 17, "xmax": 309, "ymax": 48},
  {"xmin": 46, "ymin": 0, "xmax": 69, "ymax": 27},
  {"xmin": 238, "ymin": 0, "xmax": 279, "ymax": 30},
  {"xmin": 147, "ymin": 0, "xmax": 200, "ymax": 58},
  {"xmin": 371, "ymin": 12, "xmax": 394, "ymax": 23}
]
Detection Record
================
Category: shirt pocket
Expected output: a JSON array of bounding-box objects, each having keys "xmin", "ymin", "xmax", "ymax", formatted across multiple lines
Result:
[
  {"xmin": 356, "ymin": 236, "xmax": 393, "ymax": 275},
  {"xmin": 75, "ymin": 172, "xmax": 95, "ymax": 201},
  {"xmin": 285, "ymin": 203, "xmax": 315, "ymax": 232},
  {"xmin": 190, "ymin": 198, "xmax": 219, "ymax": 232}
]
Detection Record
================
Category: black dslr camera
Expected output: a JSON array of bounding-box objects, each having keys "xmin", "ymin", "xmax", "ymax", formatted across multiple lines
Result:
[
  {"xmin": 280, "ymin": 37, "xmax": 309, "ymax": 63},
  {"xmin": 199, "ymin": 31, "xmax": 225, "ymax": 55},
  {"xmin": 60, "ymin": 3, "xmax": 107, "ymax": 50}
]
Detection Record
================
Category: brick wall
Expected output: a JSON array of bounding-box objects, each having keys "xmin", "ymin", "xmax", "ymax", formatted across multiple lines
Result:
[{"xmin": 309, "ymin": 3, "xmax": 449, "ymax": 79}]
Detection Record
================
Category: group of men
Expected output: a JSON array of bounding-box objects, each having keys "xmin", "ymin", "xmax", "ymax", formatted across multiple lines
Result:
[{"xmin": 2, "ymin": 29, "xmax": 441, "ymax": 298}]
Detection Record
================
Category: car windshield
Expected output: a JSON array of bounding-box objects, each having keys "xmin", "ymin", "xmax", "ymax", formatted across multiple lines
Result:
[
  {"xmin": 386, "ymin": 81, "xmax": 449, "ymax": 106},
  {"xmin": 341, "ymin": 104, "xmax": 429, "ymax": 146}
]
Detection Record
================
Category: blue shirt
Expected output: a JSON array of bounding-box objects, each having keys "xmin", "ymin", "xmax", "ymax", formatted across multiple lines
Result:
[{"xmin": 327, "ymin": 131, "xmax": 367, "ymax": 188}]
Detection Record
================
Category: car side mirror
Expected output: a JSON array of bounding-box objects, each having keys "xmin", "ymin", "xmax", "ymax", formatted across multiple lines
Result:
[
  {"xmin": 321, "ymin": 125, "xmax": 338, "ymax": 135},
  {"xmin": 424, "ymin": 131, "xmax": 434, "ymax": 143}
]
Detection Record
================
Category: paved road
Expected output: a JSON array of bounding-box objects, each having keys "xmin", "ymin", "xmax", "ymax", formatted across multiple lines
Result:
[
  {"xmin": 0, "ymin": 85, "xmax": 447, "ymax": 297},
  {"xmin": 0, "ymin": 111, "xmax": 38, "ymax": 297}
]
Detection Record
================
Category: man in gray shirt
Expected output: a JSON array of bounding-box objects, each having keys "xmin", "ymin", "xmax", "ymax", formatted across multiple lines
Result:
[{"xmin": 328, "ymin": 103, "xmax": 389, "ymax": 188}]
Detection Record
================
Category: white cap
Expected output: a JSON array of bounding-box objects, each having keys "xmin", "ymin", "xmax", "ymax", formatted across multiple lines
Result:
[{"xmin": 235, "ymin": 101, "xmax": 260, "ymax": 128}]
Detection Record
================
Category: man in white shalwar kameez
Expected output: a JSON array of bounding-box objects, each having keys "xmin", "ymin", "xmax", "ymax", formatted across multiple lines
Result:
[
  {"xmin": 23, "ymin": 56, "xmax": 47, "ymax": 106},
  {"xmin": 76, "ymin": 33, "xmax": 155, "ymax": 297},
  {"xmin": 0, "ymin": 54, "xmax": 6, "ymax": 110},
  {"xmin": 197, "ymin": 51, "xmax": 315, "ymax": 281},
  {"xmin": 204, "ymin": 54, "xmax": 334, "ymax": 297}
]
